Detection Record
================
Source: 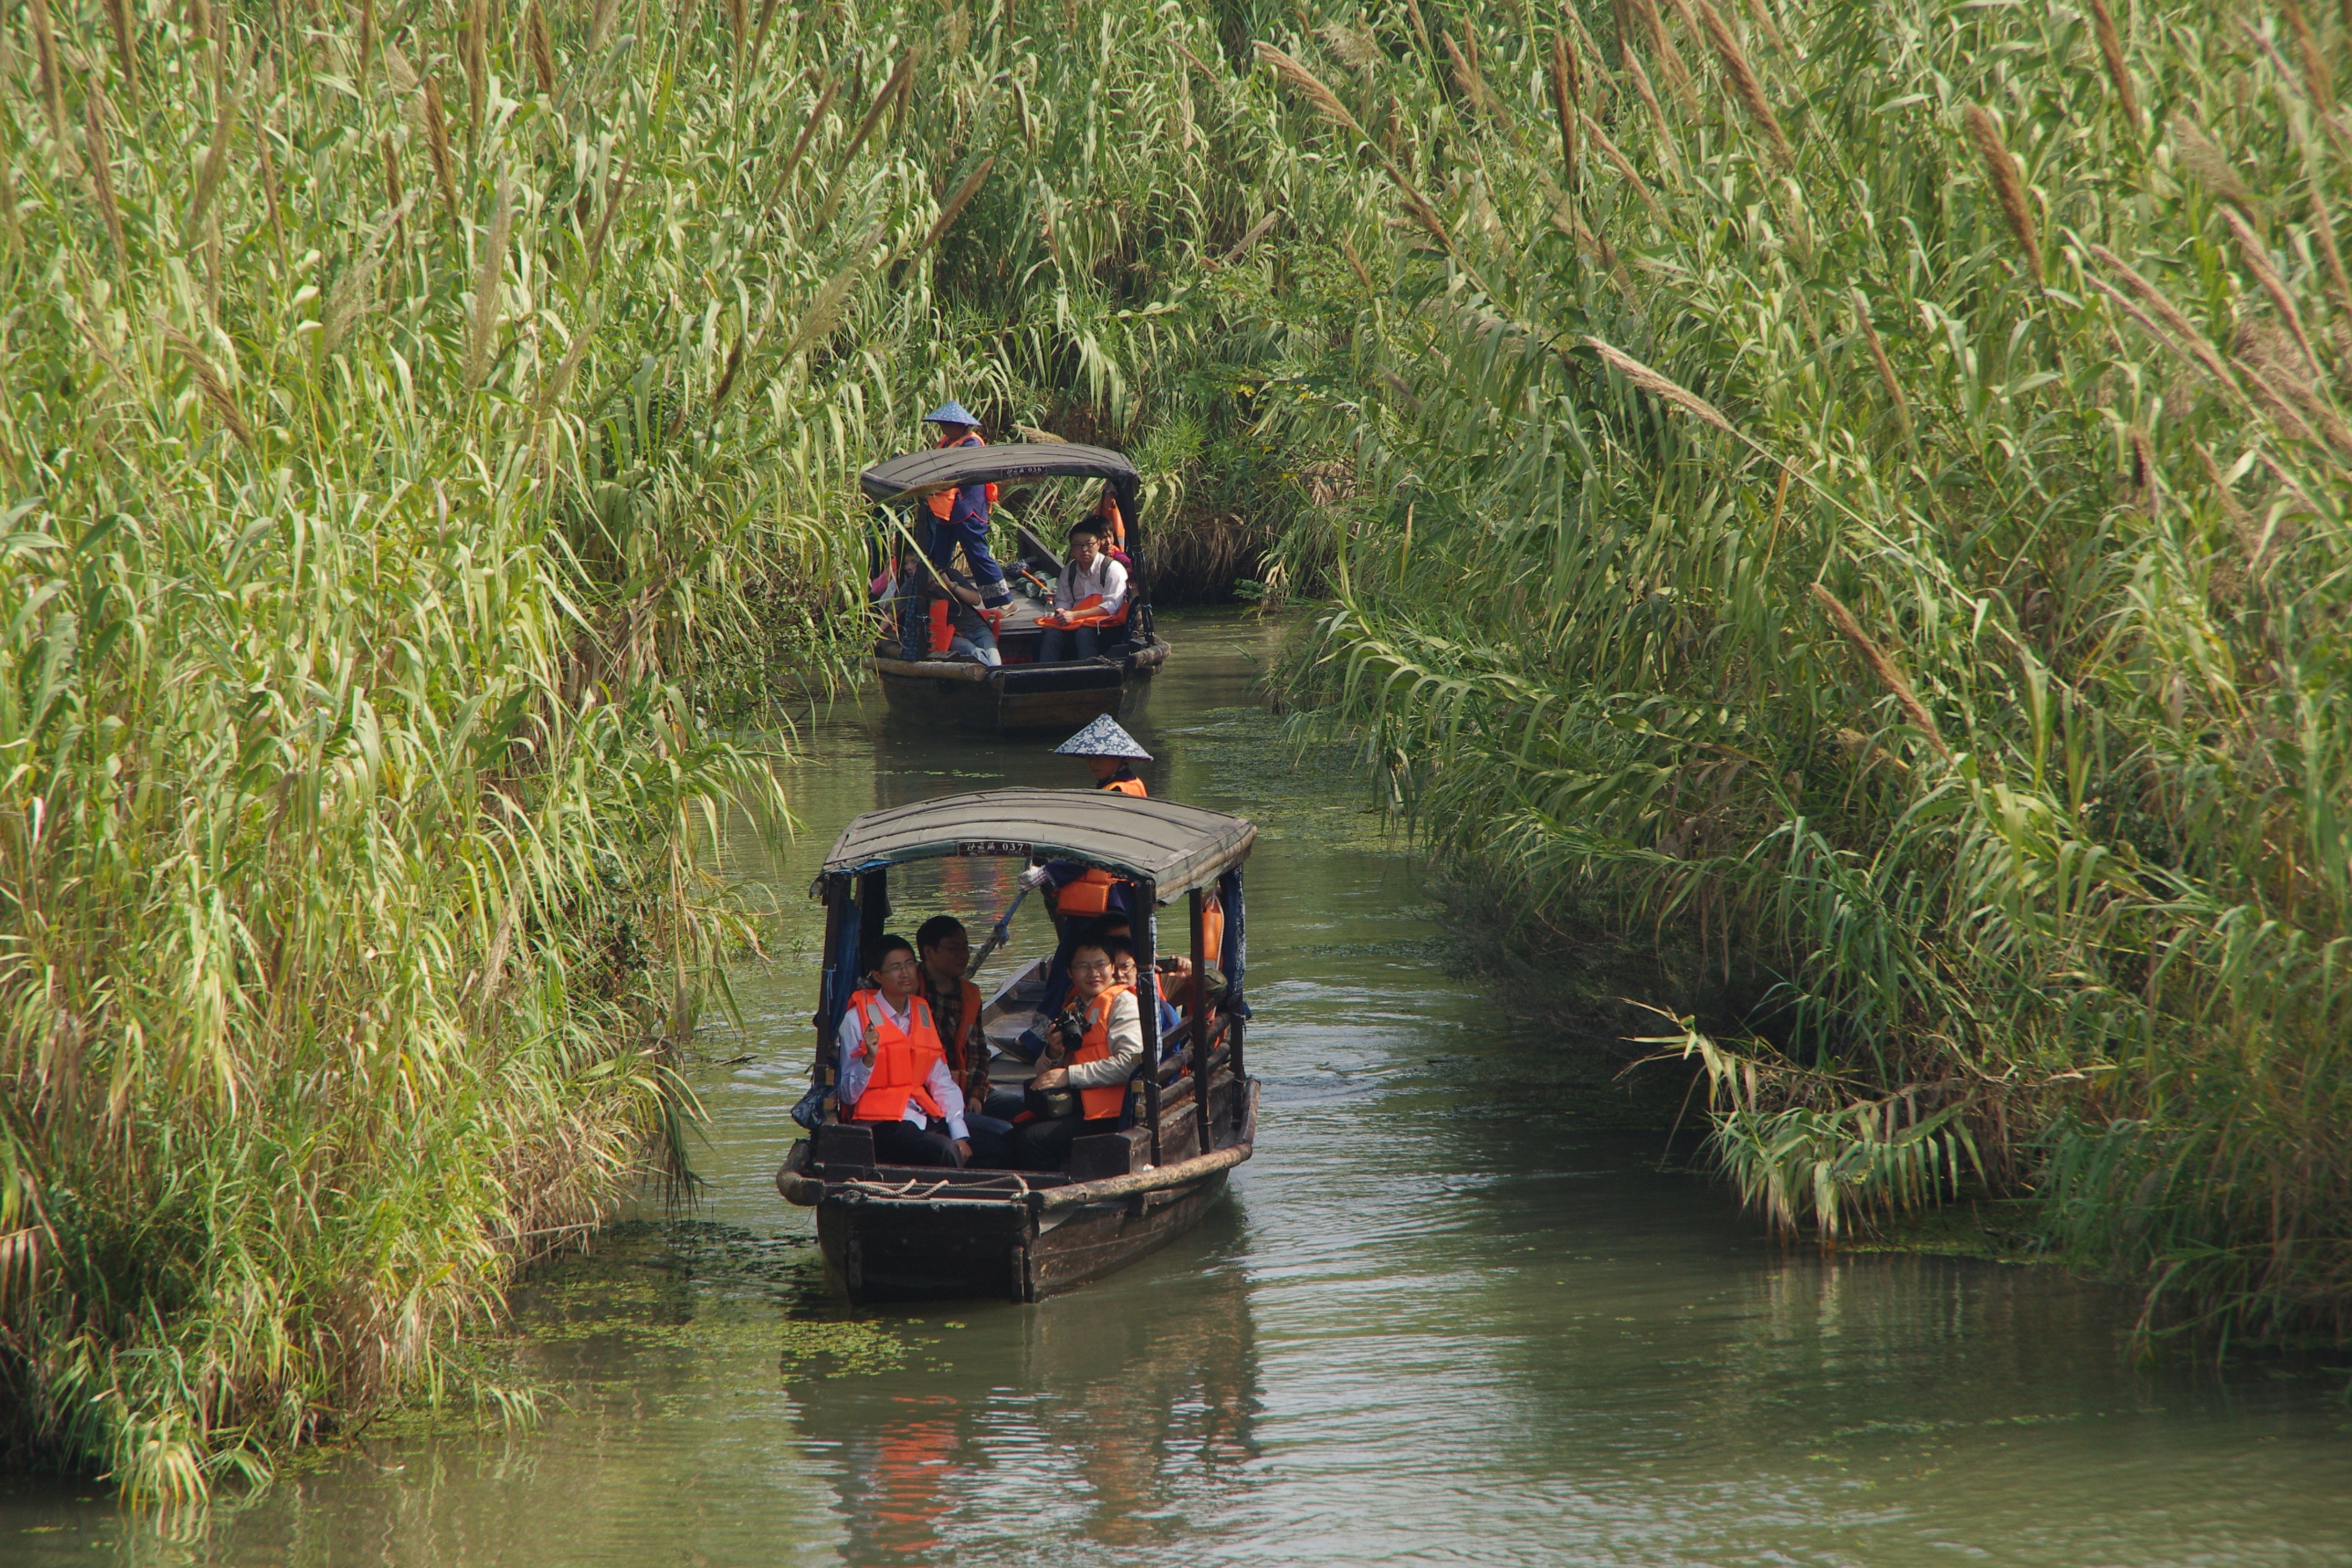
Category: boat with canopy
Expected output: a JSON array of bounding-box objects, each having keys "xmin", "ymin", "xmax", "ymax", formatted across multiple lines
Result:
[
  {"xmin": 777, "ymin": 788, "xmax": 1257, "ymax": 1303},
  {"xmin": 859, "ymin": 442, "xmax": 1172, "ymax": 733}
]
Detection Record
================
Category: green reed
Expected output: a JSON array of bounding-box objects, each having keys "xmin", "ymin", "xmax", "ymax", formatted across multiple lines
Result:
[
  {"xmin": 1254, "ymin": 0, "xmax": 2352, "ymax": 1337},
  {"xmin": 0, "ymin": 0, "xmax": 1321, "ymax": 1500}
]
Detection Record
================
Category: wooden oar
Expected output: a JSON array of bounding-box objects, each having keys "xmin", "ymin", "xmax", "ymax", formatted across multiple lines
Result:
[{"xmin": 967, "ymin": 885, "xmax": 1033, "ymax": 976}]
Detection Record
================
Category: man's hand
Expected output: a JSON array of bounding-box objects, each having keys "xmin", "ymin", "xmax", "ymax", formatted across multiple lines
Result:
[
  {"xmin": 1031, "ymin": 1067, "xmax": 1068, "ymax": 1091},
  {"xmin": 953, "ymin": 1138, "xmax": 972, "ymax": 1163},
  {"xmin": 1019, "ymin": 863, "xmax": 1054, "ymax": 890}
]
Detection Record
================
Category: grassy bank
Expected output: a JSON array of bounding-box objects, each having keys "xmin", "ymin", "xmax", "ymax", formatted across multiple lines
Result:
[{"xmin": 1252, "ymin": 0, "xmax": 2352, "ymax": 1340}]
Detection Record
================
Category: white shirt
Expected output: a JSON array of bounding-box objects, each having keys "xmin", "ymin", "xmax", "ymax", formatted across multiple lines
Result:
[
  {"xmin": 1055, "ymin": 555, "xmax": 1128, "ymax": 617},
  {"xmin": 1055, "ymin": 990, "xmax": 1144, "ymax": 1089},
  {"xmin": 835, "ymin": 991, "xmax": 969, "ymax": 1140}
]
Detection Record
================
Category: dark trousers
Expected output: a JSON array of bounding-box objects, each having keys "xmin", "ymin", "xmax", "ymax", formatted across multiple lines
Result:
[
  {"xmin": 926, "ymin": 512, "xmax": 1009, "ymax": 603},
  {"xmin": 869, "ymin": 1118, "xmax": 964, "ymax": 1168},
  {"xmin": 1010, "ymin": 1114, "xmax": 1121, "ymax": 1172},
  {"xmin": 1037, "ymin": 624, "xmax": 1100, "ymax": 663}
]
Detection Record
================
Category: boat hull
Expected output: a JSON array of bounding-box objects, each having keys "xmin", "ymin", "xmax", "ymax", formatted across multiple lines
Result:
[
  {"xmin": 814, "ymin": 1168, "xmax": 1230, "ymax": 1304},
  {"xmin": 872, "ymin": 636, "xmax": 1170, "ymax": 734}
]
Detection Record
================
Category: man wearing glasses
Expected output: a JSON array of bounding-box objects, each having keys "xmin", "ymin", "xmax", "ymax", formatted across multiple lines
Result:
[{"xmin": 1009, "ymin": 938, "xmax": 1142, "ymax": 1171}]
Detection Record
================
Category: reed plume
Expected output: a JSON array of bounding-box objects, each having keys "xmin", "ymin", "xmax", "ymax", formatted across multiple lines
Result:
[
  {"xmin": 84, "ymin": 89, "xmax": 128, "ymax": 275},
  {"xmin": 2305, "ymin": 164, "xmax": 2352, "ymax": 319},
  {"xmin": 163, "ymin": 326, "xmax": 255, "ymax": 450},
  {"xmin": 1549, "ymin": 30, "xmax": 1578, "ymax": 191},
  {"xmin": 842, "ymin": 48, "xmax": 918, "ymax": 163},
  {"xmin": 359, "ymin": 0, "xmax": 376, "ymax": 83},
  {"xmin": 1809, "ymin": 584, "xmax": 1949, "ymax": 757},
  {"xmin": 463, "ymin": 0, "xmax": 489, "ymax": 136},
  {"xmin": 1630, "ymin": 0, "xmax": 1698, "ymax": 109},
  {"xmin": 184, "ymin": 49, "xmax": 247, "ymax": 247},
  {"xmin": 528, "ymin": 2, "xmax": 557, "ymax": 98},
  {"xmin": 1583, "ymin": 336, "xmax": 1737, "ymax": 434},
  {"xmin": 2170, "ymin": 113, "xmax": 2255, "ymax": 212},
  {"xmin": 591, "ymin": 0, "xmax": 622, "ymax": 51},
  {"xmin": 102, "ymin": 0, "xmax": 138, "ymax": 109},
  {"xmin": 382, "ymin": 131, "xmax": 404, "ymax": 250},
  {"xmin": 422, "ymin": 78, "xmax": 458, "ymax": 224},
  {"xmin": 1696, "ymin": 0, "xmax": 1790, "ymax": 165},
  {"xmin": 1964, "ymin": 103, "xmax": 2042, "ymax": 284},
  {"xmin": 1583, "ymin": 111, "xmax": 1664, "ymax": 219},
  {"xmin": 1852, "ymin": 288, "xmax": 1907, "ymax": 431},
  {"xmin": 773, "ymin": 74, "xmax": 839, "ymax": 199},
  {"xmin": 1742, "ymin": 0, "xmax": 1786, "ymax": 55},
  {"xmin": 2086, "ymin": 244, "xmax": 2243, "ymax": 393},
  {"xmin": 1622, "ymin": 45, "xmax": 1675, "ymax": 149},
  {"xmin": 2087, "ymin": 0, "xmax": 2137, "ymax": 125},
  {"xmin": 2222, "ymin": 207, "xmax": 2321, "ymax": 375},
  {"xmin": 27, "ymin": 0, "xmax": 65, "ymax": 145},
  {"xmin": 1255, "ymin": 43, "xmax": 1457, "ymax": 257},
  {"xmin": 466, "ymin": 176, "xmax": 514, "ymax": 390},
  {"xmin": 920, "ymin": 154, "xmax": 995, "ymax": 250},
  {"xmin": 2284, "ymin": 0, "xmax": 2331, "ymax": 112}
]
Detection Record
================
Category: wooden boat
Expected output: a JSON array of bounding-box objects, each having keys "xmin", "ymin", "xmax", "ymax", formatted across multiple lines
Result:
[
  {"xmin": 777, "ymin": 788, "xmax": 1258, "ymax": 1303},
  {"xmin": 859, "ymin": 442, "xmax": 1173, "ymax": 734}
]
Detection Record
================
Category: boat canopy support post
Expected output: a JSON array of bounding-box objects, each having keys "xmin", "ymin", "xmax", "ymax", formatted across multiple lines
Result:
[
  {"xmin": 1138, "ymin": 877, "xmax": 1161, "ymax": 1166},
  {"xmin": 813, "ymin": 881, "xmax": 850, "ymax": 1101},
  {"xmin": 858, "ymin": 869, "xmax": 889, "ymax": 959},
  {"xmin": 1189, "ymin": 887, "xmax": 1212, "ymax": 1157}
]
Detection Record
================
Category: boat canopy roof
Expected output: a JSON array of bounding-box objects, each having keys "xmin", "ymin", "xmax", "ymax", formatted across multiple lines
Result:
[
  {"xmin": 858, "ymin": 442, "xmax": 1140, "ymax": 511},
  {"xmin": 822, "ymin": 788, "xmax": 1254, "ymax": 895}
]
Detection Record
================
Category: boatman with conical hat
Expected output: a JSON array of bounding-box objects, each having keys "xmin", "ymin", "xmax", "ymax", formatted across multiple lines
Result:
[
  {"xmin": 920, "ymin": 401, "xmax": 1012, "ymax": 611},
  {"xmin": 1055, "ymin": 715, "xmax": 1150, "ymax": 797}
]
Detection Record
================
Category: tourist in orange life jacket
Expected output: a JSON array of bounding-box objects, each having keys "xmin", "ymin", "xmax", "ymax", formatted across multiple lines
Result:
[
  {"xmin": 914, "ymin": 915, "xmax": 989, "ymax": 1107},
  {"xmin": 1010, "ymin": 938, "xmax": 1141, "ymax": 1171},
  {"xmin": 835, "ymin": 935, "xmax": 972, "ymax": 1167},
  {"xmin": 1092, "ymin": 484, "xmax": 1132, "ymax": 566},
  {"xmin": 918, "ymin": 402, "xmax": 1013, "ymax": 609},
  {"xmin": 1017, "ymin": 718, "xmax": 1150, "ymax": 950},
  {"xmin": 1035, "ymin": 520, "xmax": 1131, "ymax": 663}
]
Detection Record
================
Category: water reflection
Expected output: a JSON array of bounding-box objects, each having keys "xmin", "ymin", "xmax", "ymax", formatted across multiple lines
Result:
[{"xmin": 795, "ymin": 1218, "xmax": 1261, "ymax": 1563}]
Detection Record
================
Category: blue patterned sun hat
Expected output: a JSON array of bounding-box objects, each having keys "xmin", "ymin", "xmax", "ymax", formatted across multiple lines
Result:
[
  {"xmin": 1053, "ymin": 716, "xmax": 1152, "ymax": 760},
  {"xmin": 922, "ymin": 400, "xmax": 981, "ymax": 426}
]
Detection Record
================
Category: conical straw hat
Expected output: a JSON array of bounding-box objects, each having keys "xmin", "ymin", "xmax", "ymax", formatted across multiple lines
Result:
[{"xmin": 1052, "ymin": 715, "xmax": 1151, "ymax": 760}]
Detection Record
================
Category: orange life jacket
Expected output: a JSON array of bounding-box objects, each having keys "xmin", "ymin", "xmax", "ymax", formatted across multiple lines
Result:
[
  {"xmin": 1070, "ymin": 983, "xmax": 1134, "ymax": 1120},
  {"xmin": 925, "ymin": 430, "xmax": 1000, "ymax": 519},
  {"xmin": 1037, "ymin": 590, "xmax": 1131, "ymax": 631},
  {"xmin": 1053, "ymin": 866, "xmax": 1122, "ymax": 915},
  {"xmin": 1095, "ymin": 493, "xmax": 1126, "ymax": 550},
  {"xmin": 843, "ymin": 988, "xmax": 947, "ymax": 1125},
  {"xmin": 1200, "ymin": 891, "xmax": 1224, "ymax": 961},
  {"xmin": 1100, "ymin": 774, "xmax": 1146, "ymax": 798}
]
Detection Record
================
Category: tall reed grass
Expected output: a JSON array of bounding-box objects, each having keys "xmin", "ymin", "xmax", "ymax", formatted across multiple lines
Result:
[
  {"xmin": 0, "ymin": 0, "xmax": 1328, "ymax": 1500},
  {"xmin": 1256, "ymin": 0, "xmax": 2352, "ymax": 1339}
]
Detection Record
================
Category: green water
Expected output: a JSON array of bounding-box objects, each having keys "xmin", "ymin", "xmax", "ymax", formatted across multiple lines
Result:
[{"xmin": 7, "ymin": 611, "xmax": 2348, "ymax": 1565}]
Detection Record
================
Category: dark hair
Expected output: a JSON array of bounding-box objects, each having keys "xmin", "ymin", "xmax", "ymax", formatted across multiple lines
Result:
[
  {"xmin": 1067, "ymin": 520, "xmax": 1102, "ymax": 544},
  {"xmin": 1067, "ymin": 938, "xmax": 1113, "ymax": 966},
  {"xmin": 915, "ymin": 915, "xmax": 966, "ymax": 954},
  {"xmin": 867, "ymin": 934, "xmax": 915, "ymax": 978},
  {"xmin": 1104, "ymin": 939, "xmax": 1136, "ymax": 964}
]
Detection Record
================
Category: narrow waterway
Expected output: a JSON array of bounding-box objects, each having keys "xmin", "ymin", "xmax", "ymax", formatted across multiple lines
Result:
[{"xmin": 9, "ymin": 610, "xmax": 2348, "ymax": 1566}]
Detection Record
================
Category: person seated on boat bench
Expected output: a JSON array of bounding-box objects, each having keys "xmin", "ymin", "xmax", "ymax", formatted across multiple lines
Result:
[
  {"xmin": 1011, "ymin": 939, "xmax": 1141, "ymax": 1171},
  {"xmin": 1035, "ymin": 521, "xmax": 1130, "ymax": 663},
  {"xmin": 915, "ymin": 915, "xmax": 990, "ymax": 1108},
  {"xmin": 1109, "ymin": 939, "xmax": 1183, "ymax": 1052},
  {"xmin": 920, "ymin": 574, "xmax": 1002, "ymax": 667},
  {"xmin": 835, "ymin": 935, "xmax": 972, "ymax": 1168}
]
